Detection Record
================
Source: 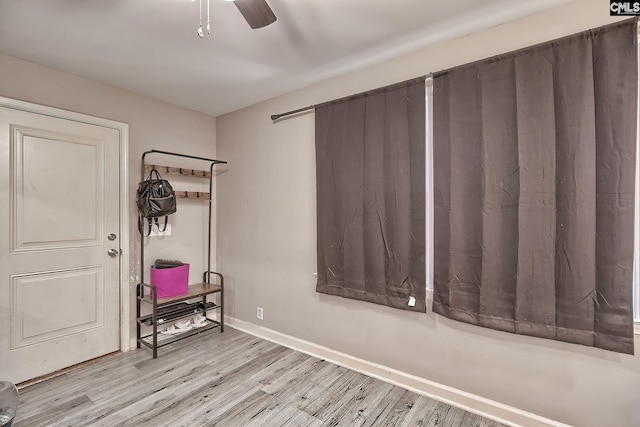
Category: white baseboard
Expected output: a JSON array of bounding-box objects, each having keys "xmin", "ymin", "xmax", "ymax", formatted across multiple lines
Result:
[{"xmin": 225, "ymin": 316, "xmax": 571, "ymax": 427}]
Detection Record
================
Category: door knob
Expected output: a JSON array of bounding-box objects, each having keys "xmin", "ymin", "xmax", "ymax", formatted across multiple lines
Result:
[{"xmin": 107, "ymin": 249, "xmax": 119, "ymax": 258}]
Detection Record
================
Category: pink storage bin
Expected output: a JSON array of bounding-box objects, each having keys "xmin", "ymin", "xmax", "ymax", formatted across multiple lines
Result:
[{"xmin": 150, "ymin": 264, "xmax": 190, "ymax": 298}]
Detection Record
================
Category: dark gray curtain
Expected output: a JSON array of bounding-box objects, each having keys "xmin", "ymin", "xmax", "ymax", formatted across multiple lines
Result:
[
  {"xmin": 433, "ymin": 20, "xmax": 637, "ymax": 354},
  {"xmin": 315, "ymin": 77, "xmax": 426, "ymax": 312}
]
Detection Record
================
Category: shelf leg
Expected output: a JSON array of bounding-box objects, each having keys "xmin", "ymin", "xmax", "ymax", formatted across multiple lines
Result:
[
  {"xmin": 220, "ymin": 275, "xmax": 224, "ymax": 333},
  {"xmin": 136, "ymin": 284, "xmax": 141, "ymax": 349},
  {"xmin": 152, "ymin": 291, "xmax": 158, "ymax": 359}
]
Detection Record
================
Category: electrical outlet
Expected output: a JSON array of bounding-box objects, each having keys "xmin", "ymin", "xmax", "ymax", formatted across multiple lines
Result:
[
  {"xmin": 256, "ymin": 307, "xmax": 264, "ymax": 320},
  {"xmin": 149, "ymin": 223, "xmax": 171, "ymax": 237}
]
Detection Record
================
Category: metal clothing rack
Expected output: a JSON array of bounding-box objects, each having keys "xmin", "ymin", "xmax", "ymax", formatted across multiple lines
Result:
[{"xmin": 136, "ymin": 149, "xmax": 227, "ymax": 358}]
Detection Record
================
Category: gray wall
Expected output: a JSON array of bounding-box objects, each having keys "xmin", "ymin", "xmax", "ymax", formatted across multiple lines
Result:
[
  {"xmin": 0, "ymin": 53, "xmax": 218, "ymax": 344},
  {"xmin": 215, "ymin": 1, "xmax": 640, "ymax": 426}
]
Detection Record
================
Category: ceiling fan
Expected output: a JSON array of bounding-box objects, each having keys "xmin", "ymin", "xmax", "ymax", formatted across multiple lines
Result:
[
  {"xmin": 197, "ymin": 0, "xmax": 276, "ymax": 37},
  {"xmin": 231, "ymin": 0, "xmax": 277, "ymax": 29}
]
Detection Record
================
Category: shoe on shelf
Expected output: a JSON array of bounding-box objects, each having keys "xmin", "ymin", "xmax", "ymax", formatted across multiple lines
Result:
[
  {"xmin": 191, "ymin": 315, "xmax": 208, "ymax": 328},
  {"xmin": 161, "ymin": 319, "xmax": 193, "ymax": 334},
  {"xmin": 174, "ymin": 319, "xmax": 191, "ymax": 330},
  {"xmin": 160, "ymin": 325, "xmax": 181, "ymax": 335}
]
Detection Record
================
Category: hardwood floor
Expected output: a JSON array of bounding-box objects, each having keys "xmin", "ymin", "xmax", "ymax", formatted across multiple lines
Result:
[{"xmin": 13, "ymin": 328, "xmax": 506, "ymax": 427}]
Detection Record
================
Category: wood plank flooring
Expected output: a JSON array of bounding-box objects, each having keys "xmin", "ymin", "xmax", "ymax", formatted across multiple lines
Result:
[{"xmin": 13, "ymin": 328, "xmax": 507, "ymax": 427}]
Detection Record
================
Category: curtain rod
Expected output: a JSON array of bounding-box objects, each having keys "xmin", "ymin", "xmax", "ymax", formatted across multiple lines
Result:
[
  {"xmin": 271, "ymin": 74, "xmax": 432, "ymax": 121},
  {"xmin": 270, "ymin": 104, "xmax": 316, "ymax": 121},
  {"xmin": 271, "ymin": 19, "xmax": 639, "ymax": 122}
]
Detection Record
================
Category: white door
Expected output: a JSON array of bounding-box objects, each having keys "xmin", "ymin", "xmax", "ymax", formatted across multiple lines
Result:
[{"xmin": 0, "ymin": 107, "xmax": 121, "ymax": 384}]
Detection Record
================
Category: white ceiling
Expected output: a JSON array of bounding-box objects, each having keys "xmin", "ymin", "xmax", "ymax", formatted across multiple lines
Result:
[{"xmin": 0, "ymin": 0, "xmax": 571, "ymax": 117}]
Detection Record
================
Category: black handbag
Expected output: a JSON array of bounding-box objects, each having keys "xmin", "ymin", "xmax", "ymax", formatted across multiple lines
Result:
[{"xmin": 136, "ymin": 168, "xmax": 177, "ymax": 236}]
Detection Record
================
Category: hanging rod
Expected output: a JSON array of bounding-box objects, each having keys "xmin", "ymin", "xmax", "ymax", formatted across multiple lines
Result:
[
  {"xmin": 270, "ymin": 74, "xmax": 432, "ymax": 121},
  {"xmin": 142, "ymin": 149, "xmax": 227, "ymax": 165}
]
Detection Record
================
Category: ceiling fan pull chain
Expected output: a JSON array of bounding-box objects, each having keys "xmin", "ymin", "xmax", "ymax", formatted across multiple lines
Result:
[
  {"xmin": 197, "ymin": 0, "xmax": 204, "ymax": 38},
  {"xmin": 207, "ymin": 0, "xmax": 211, "ymax": 35}
]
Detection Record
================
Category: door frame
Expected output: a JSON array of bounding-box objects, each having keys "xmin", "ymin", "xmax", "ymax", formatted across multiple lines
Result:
[{"xmin": 0, "ymin": 96, "xmax": 131, "ymax": 352}]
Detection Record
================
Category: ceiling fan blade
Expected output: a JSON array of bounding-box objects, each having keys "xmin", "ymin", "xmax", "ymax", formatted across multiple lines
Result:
[{"xmin": 233, "ymin": 0, "xmax": 277, "ymax": 29}]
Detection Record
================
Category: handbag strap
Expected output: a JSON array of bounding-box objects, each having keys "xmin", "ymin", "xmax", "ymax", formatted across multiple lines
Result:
[
  {"xmin": 154, "ymin": 216, "xmax": 169, "ymax": 232},
  {"xmin": 146, "ymin": 167, "xmax": 165, "ymax": 181},
  {"xmin": 138, "ymin": 215, "xmax": 169, "ymax": 236},
  {"xmin": 138, "ymin": 213, "xmax": 152, "ymax": 237}
]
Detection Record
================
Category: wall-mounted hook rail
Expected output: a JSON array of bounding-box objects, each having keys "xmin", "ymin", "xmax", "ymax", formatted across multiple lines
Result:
[
  {"xmin": 177, "ymin": 191, "xmax": 209, "ymax": 199},
  {"xmin": 145, "ymin": 164, "xmax": 212, "ymax": 179}
]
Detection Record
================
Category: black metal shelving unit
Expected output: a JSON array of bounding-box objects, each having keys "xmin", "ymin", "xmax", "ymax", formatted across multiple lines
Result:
[{"xmin": 136, "ymin": 149, "xmax": 227, "ymax": 359}]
